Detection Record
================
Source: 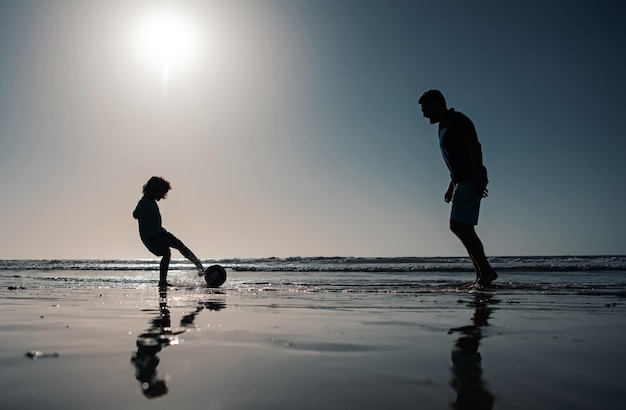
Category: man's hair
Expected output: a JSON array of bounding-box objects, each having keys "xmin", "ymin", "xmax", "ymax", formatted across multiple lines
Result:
[
  {"xmin": 418, "ymin": 89, "xmax": 446, "ymax": 107},
  {"xmin": 143, "ymin": 176, "xmax": 171, "ymax": 199}
]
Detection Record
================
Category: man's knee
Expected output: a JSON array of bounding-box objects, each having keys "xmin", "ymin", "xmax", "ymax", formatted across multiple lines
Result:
[
  {"xmin": 449, "ymin": 221, "xmax": 461, "ymax": 235},
  {"xmin": 450, "ymin": 221, "xmax": 472, "ymax": 237}
]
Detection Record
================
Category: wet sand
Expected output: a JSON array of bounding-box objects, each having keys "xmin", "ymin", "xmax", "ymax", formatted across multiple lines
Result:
[{"xmin": 1, "ymin": 278, "xmax": 625, "ymax": 409}]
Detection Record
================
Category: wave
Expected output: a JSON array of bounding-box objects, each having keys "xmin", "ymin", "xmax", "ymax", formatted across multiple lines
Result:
[{"xmin": 1, "ymin": 256, "xmax": 625, "ymax": 272}]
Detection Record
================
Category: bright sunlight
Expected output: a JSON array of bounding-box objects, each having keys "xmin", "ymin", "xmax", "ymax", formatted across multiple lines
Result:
[{"xmin": 134, "ymin": 4, "xmax": 200, "ymax": 88}]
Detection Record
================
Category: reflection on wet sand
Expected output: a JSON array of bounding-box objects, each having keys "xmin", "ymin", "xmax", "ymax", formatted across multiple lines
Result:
[
  {"xmin": 130, "ymin": 291, "xmax": 226, "ymax": 399},
  {"xmin": 448, "ymin": 293, "xmax": 498, "ymax": 410}
]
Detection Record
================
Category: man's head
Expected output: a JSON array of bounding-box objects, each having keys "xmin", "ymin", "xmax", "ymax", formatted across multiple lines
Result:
[{"xmin": 418, "ymin": 89, "xmax": 447, "ymax": 124}]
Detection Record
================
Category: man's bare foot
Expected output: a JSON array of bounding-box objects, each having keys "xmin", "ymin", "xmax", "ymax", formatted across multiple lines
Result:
[{"xmin": 477, "ymin": 271, "xmax": 498, "ymax": 287}]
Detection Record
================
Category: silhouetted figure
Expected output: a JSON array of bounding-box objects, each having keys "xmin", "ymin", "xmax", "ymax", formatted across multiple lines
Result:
[
  {"xmin": 131, "ymin": 291, "xmax": 226, "ymax": 399},
  {"xmin": 180, "ymin": 300, "xmax": 226, "ymax": 326},
  {"xmin": 131, "ymin": 291, "xmax": 182, "ymax": 398},
  {"xmin": 448, "ymin": 294, "xmax": 497, "ymax": 409},
  {"xmin": 133, "ymin": 176, "xmax": 205, "ymax": 290},
  {"xmin": 418, "ymin": 90, "xmax": 498, "ymax": 287}
]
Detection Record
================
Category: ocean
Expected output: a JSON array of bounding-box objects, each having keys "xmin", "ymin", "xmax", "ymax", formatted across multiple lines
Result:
[
  {"xmin": 2, "ymin": 255, "xmax": 625, "ymax": 297},
  {"xmin": 3, "ymin": 256, "xmax": 626, "ymax": 409}
]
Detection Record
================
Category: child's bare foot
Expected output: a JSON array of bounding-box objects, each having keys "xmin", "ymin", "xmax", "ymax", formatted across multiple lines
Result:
[{"xmin": 158, "ymin": 281, "xmax": 173, "ymax": 290}]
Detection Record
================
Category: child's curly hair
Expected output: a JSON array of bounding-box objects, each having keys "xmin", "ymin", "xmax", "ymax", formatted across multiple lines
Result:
[{"xmin": 143, "ymin": 176, "xmax": 171, "ymax": 200}]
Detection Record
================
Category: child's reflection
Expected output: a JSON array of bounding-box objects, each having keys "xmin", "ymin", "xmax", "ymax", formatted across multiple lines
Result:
[
  {"xmin": 448, "ymin": 294, "xmax": 497, "ymax": 410},
  {"xmin": 130, "ymin": 290, "xmax": 226, "ymax": 399}
]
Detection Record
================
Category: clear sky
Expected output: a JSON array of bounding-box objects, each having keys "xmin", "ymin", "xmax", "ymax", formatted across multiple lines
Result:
[{"xmin": 1, "ymin": 0, "xmax": 625, "ymax": 259}]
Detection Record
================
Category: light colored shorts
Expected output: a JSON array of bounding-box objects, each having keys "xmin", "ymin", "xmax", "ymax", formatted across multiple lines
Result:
[{"xmin": 450, "ymin": 180, "xmax": 481, "ymax": 225}]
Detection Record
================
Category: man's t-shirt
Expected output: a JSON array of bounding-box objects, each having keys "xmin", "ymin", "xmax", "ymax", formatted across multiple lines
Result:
[{"xmin": 438, "ymin": 108, "xmax": 486, "ymax": 183}]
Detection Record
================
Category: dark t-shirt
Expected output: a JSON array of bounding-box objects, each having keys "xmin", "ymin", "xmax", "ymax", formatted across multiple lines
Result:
[
  {"xmin": 133, "ymin": 196, "xmax": 167, "ymax": 242},
  {"xmin": 438, "ymin": 108, "xmax": 486, "ymax": 182}
]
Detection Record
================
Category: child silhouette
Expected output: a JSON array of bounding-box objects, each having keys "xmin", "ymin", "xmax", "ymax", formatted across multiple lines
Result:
[{"xmin": 133, "ymin": 176, "xmax": 204, "ymax": 289}]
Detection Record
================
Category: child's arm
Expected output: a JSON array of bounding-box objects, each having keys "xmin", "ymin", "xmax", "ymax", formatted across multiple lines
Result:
[{"xmin": 132, "ymin": 201, "xmax": 142, "ymax": 219}]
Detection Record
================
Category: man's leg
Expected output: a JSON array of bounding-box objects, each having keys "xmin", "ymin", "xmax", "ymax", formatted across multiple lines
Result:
[
  {"xmin": 450, "ymin": 221, "xmax": 497, "ymax": 285},
  {"xmin": 466, "ymin": 254, "xmax": 481, "ymax": 284}
]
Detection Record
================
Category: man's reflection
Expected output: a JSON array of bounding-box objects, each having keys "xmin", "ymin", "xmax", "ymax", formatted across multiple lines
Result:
[
  {"xmin": 448, "ymin": 294, "xmax": 497, "ymax": 409},
  {"xmin": 130, "ymin": 290, "xmax": 226, "ymax": 399}
]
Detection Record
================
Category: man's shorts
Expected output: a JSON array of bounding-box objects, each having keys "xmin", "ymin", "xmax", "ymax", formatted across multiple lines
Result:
[
  {"xmin": 450, "ymin": 180, "xmax": 482, "ymax": 225},
  {"xmin": 142, "ymin": 231, "xmax": 184, "ymax": 257}
]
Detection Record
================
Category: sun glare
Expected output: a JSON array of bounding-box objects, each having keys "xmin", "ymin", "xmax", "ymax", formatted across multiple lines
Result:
[{"xmin": 134, "ymin": 6, "xmax": 200, "ymax": 86}]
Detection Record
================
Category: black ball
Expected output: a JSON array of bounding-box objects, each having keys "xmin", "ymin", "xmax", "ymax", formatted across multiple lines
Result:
[{"xmin": 204, "ymin": 265, "xmax": 227, "ymax": 287}]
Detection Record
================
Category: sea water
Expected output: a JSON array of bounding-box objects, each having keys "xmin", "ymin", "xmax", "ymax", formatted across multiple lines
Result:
[
  {"xmin": 2, "ymin": 256, "xmax": 625, "ymax": 297},
  {"xmin": 2, "ymin": 256, "xmax": 626, "ymax": 409}
]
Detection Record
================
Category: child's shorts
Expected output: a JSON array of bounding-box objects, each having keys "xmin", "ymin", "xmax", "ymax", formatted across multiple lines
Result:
[{"xmin": 143, "ymin": 231, "xmax": 185, "ymax": 257}]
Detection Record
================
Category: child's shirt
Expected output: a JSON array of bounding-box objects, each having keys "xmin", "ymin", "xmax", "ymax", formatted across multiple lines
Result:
[{"xmin": 133, "ymin": 196, "xmax": 167, "ymax": 241}]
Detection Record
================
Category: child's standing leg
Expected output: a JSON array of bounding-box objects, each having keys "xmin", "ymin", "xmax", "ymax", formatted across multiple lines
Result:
[{"xmin": 159, "ymin": 249, "xmax": 172, "ymax": 288}]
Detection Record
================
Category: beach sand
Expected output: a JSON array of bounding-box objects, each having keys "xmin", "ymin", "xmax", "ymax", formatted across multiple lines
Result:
[{"xmin": 1, "ymin": 276, "xmax": 625, "ymax": 410}]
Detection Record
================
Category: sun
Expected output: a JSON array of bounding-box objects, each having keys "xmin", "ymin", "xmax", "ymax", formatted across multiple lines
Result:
[{"xmin": 134, "ymin": 5, "xmax": 199, "ymax": 86}]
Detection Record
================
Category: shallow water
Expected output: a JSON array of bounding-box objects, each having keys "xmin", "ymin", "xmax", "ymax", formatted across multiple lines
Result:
[
  {"xmin": 3, "ymin": 258, "xmax": 626, "ymax": 300},
  {"xmin": 1, "ymin": 259, "xmax": 626, "ymax": 409}
]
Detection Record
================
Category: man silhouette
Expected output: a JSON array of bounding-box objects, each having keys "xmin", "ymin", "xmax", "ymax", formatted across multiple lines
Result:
[{"xmin": 418, "ymin": 90, "xmax": 498, "ymax": 287}]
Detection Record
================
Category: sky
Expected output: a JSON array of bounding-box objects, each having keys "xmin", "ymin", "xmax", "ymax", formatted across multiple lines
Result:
[{"xmin": 0, "ymin": 0, "xmax": 625, "ymax": 259}]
